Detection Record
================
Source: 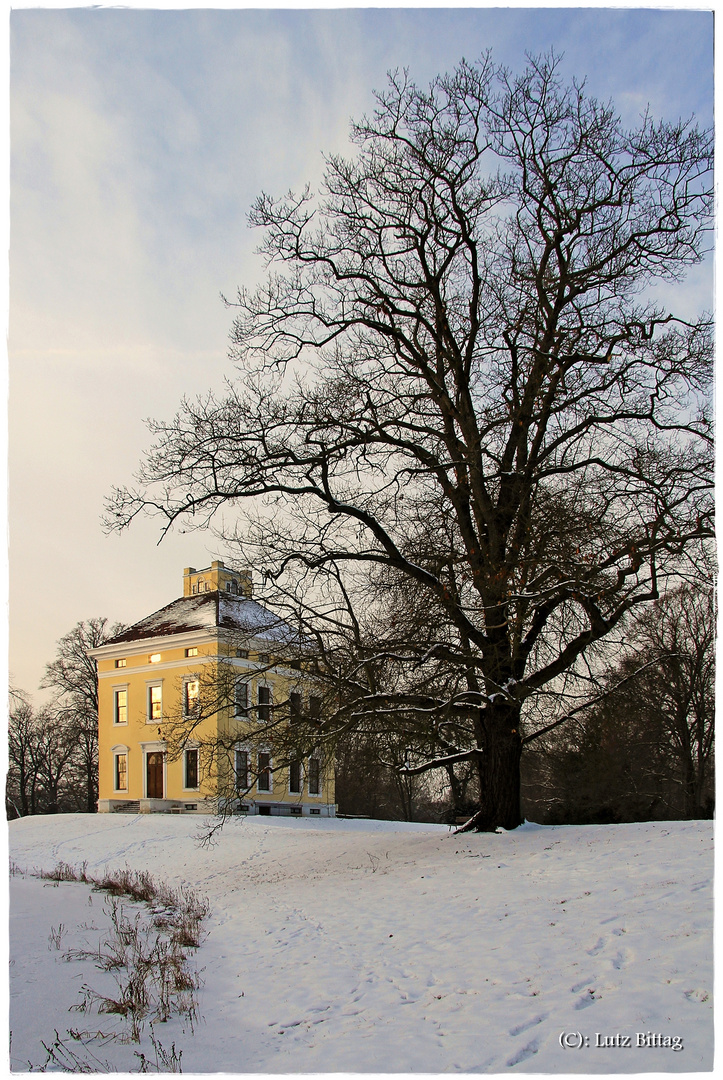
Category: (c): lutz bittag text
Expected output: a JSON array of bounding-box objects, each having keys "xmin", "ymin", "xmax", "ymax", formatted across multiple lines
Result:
[{"xmin": 559, "ymin": 1031, "xmax": 683, "ymax": 1051}]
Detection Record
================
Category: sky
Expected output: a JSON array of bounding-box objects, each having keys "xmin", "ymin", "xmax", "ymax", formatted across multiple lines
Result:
[{"xmin": 7, "ymin": 3, "xmax": 715, "ymax": 700}]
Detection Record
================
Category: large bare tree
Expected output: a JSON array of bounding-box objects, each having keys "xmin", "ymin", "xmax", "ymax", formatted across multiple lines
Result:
[{"xmin": 108, "ymin": 54, "xmax": 713, "ymax": 830}]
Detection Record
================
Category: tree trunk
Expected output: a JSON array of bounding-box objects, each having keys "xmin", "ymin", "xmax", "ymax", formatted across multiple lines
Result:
[
  {"xmin": 19, "ymin": 765, "xmax": 30, "ymax": 817},
  {"xmin": 682, "ymin": 755, "xmax": 710, "ymax": 820},
  {"xmin": 460, "ymin": 703, "xmax": 523, "ymax": 832},
  {"xmin": 445, "ymin": 763, "xmax": 469, "ymax": 818},
  {"xmin": 682, "ymin": 756, "xmax": 698, "ymax": 819},
  {"xmin": 85, "ymin": 746, "xmax": 98, "ymax": 813}
]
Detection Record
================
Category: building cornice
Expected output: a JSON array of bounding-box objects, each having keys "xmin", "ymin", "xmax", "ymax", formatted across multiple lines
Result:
[{"xmin": 90, "ymin": 627, "xmax": 219, "ymax": 660}]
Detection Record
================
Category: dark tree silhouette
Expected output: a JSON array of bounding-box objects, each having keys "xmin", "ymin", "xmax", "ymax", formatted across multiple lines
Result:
[
  {"xmin": 524, "ymin": 580, "xmax": 714, "ymax": 824},
  {"xmin": 41, "ymin": 618, "xmax": 125, "ymax": 813},
  {"xmin": 7, "ymin": 694, "xmax": 80, "ymax": 817},
  {"xmin": 618, "ymin": 582, "xmax": 714, "ymax": 818}
]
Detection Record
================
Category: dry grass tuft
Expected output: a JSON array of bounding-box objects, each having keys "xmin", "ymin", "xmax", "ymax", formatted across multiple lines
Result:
[
  {"xmin": 32, "ymin": 861, "xmax": 208, "ymax": 1046},
  {"xmin": 30, "ymin": 1026, "xmax": 183, "ymax": 1073}
]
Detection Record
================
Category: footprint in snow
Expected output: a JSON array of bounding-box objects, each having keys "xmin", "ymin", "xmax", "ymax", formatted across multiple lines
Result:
[
  {"xmin": 506, "ymin": 1038, "xmax": 539, "ymax": 1066},
  {"xmin": 684, "ymin": 988, "xmax": 710, "ymax": 1003},
  {"xmin": 573, "ymin": 989, "xmax": 600, "ymax": 1010},
  {"xmin": 587, "ymin": 937, "xmax": 604, "ymax": 956},
  {"xmin": 509, "ymin": 1013, "xmax": 547, "ymax": 1037}
]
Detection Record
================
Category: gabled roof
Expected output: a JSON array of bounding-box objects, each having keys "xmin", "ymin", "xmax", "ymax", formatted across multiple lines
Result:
[{"xmin": 105, "ymin": 592, "xmax": 298, "ymax": 646}]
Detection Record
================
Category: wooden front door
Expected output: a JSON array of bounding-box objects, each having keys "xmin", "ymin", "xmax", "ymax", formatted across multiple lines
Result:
[{"xmin": 147, "ymin": 752, "xmax": 164, "ymax": 799}]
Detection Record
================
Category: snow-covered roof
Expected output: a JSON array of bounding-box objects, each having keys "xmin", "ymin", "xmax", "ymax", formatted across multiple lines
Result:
[{"xmin": 105, "ymin": 592, "xmax": 299, "ymax": 646}]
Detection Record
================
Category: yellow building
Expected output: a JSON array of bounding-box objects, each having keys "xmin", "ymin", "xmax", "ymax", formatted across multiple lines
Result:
[{"xmin": 92, "ymin": 562, "xmax": 336, "ymax": 817}]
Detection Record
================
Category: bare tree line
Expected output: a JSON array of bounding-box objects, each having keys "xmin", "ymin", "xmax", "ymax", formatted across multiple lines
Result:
[
  {"xmin": 7, "ymin": 619, "xmax": 123, "ymax": 818},
  {"xmin": 6, "ymin": 575, "xmax": 713, "ymax": 824}
]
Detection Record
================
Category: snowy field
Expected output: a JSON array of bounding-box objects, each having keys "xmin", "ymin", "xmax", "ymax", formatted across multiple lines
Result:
[{"xmin": 8, "ymin": 814, "xmax": 713, "ymax": 1073}]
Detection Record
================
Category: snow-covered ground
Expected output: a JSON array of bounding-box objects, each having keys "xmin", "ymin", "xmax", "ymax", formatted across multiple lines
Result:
[{"xmin": 8, "ymin": 814, "xmax": 713, "ymax": 1073}]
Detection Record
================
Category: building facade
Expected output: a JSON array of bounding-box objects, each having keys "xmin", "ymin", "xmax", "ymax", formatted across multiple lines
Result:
[{"xmin": 92, "ymin": 562, "xmax": 336, "ymax": 817}]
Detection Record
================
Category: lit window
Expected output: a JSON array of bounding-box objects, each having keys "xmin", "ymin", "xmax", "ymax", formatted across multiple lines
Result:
[
  {"xmin": 149, "ymin": 653, "xmax": 161, "ymax": 664},
  {"xmin": 185, "ymin": 647, "xmax": 198, "ymax": 658},
  {"xmin": 308, "ymin": 758, "xmax": 321, "ymax": 796},
  {"xmin": 289, "ymin": 760, "xmax": 302, "ymax": 794},
  {"xmin": 257, "ymin": 752, "xmax": 271, "ymax": 792},
  {"xmin": 235, "ymin": 749, "xmax": 249, "ymax": 790},
  {"xmin": 114, "ymin": 689, "xmax": 128, "ymax": 725},
  {"xmin": 184, "ymin": 680, "xmax": 199, "ymax": 717},
  {"xmin": 258, "ymin": 686, "xmax": 271, "ymax": 723},
  {"xmin": 115, "ymin": 754, "xmax": 128, "ymax": 792},
  {"xmin": 234, "ymin": 680, "xmax": 249, "ymax": 717},
  {"xmin": 148, "ymin": 684, "xmax": 162, "ymax": 722},
  {"xmin": 184, "ymin": 748, "xmax": 199, "ymax": 789},
  {"xmin": 115, "ymin": 658, "xmax": 127, "ymax": 668}
]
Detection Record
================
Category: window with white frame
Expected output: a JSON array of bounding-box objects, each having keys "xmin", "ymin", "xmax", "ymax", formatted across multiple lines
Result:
[
  {"xmin": 257, "ymin": 751, "xmax": 272, "ymax": 792},
  {"xmin": 308, "ymin": 757, "xmax": 321, "ymax": 796},
  {"xmin": 184, "ymin": 679, "xmax": 200, "ymax": 717},
  {"xmin": 289, "ymin": 692, "xmax": 302, "ymax": 724},
  {"xmin": 147, "ymin": 684, "xmax": 162, "ymax": 722},
  {"xmin": 258, "ymin": 685, "xmax": 271, "ymax": 722},
  {"xmin": 234, "ymin": 680, "xmax": 249, "ymax": 717},
  {"xmin": 309, "ymin": 696, "xmax": 322, "ymax": 723},
  {"xmin": 289, "ymin": 759, "xmax": 302, "ymax": 794},
  {"xmin": 184, "ymin": 748, "xmax": 199, "ymax": 789},
  {"xmin": 185, "ymin": 647, "xmax": 198, "ymax": 658},
  {"xmin": 115, "ymin": 658, "xmax": 126, "ymax": 668},
  {"xmin": 114, "ymin": 752, "xmax": 128, "ymax": 792},
  {"xmin": 235, "ymin": 748, "xmax": 249, "ymax": 791},
  {"xmin": 113, "ymin": 688, "xmax": 128, "ymax": 725}
]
